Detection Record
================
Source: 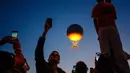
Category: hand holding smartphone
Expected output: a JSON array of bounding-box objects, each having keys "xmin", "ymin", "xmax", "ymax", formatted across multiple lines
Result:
[
  {"xmin": 73, "ymin": 65, "xmax": 76, "ymax": 71},
  {"xmin": 96, "ymin": 52, "xmax": 101, "ymax": 61},
  {"xmin": 45, "ymin": 18, "xmax": 52, "ymax": 28}
]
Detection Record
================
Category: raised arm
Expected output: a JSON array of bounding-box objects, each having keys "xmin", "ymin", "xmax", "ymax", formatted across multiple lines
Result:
[
  {"xmin": 92, "ymin": 6, "xmax": 99, "ymax": 35},
  {"xmin": 35, "ymin": 18, "xmax": 51, "ymax": 61},
  {"xmin": 35, "ymin": 18, "xmax": 52, "ymax": 73},
  {"xmin": 93, "ymin": 18, "xmax": 99, "ymax": 35},
  {"xmin": 111, "ymin": 4, "xmax": 117, "ymax": 20},
  {"xmin": 12, "ymin": 38, "xmax": 25, "ymax": 68}
]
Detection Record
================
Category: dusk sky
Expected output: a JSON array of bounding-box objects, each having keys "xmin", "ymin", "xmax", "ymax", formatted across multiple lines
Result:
[{"xmin": 0, "ymin": 0, "xmax": 130, "ymax": 73}]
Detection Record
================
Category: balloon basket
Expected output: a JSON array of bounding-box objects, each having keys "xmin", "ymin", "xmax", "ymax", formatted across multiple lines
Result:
[{"xmin": 72, "ymin": 45, "xmax": 78, "ymax": 49}]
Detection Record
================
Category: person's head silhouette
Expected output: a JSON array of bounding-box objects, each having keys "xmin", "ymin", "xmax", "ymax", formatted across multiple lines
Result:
[
  {"xmin": 75, "ymin": 61, "xmax": 88, "ymax": 73},
  {"xmin": 0, "ymin": 51, "xmax": 15, "ymax": 71},
  {"xmin": 48, "ymin": 51, "xmax": 60, "ymax": 65}
]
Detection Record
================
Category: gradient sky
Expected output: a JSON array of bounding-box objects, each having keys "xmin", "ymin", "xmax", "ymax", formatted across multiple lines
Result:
[{"xmin": 0, "ymin": 0, "xmax": 130, "ymax": 73}]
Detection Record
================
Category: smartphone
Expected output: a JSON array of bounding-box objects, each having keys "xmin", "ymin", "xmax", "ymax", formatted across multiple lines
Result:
[
  {"xmin": 73, "ymin": 65, "xmax": 76, "ymax": 71},
  {"xmin": 12, "ymin": 31, "xmax": 18, "ymax": 38},
  {"xmin": 45, "ymin": 18, "xmax": 52, "ymax": 28},
  {"xmin": 96, "ymin": 52, "xmax": 100, "ymax": 61}
]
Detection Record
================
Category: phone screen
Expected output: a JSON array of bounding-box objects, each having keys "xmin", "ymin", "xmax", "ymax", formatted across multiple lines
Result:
[
  {"xmin": 96, "ymin": 52, "xmax": 100, "ymax": 61},
  {"xmin": 12, "ymin": 31, "xmax": 18, "ymax": 38},
  {"xmin": 73, "ymin": 65, "xmax": 76, "ymax": 71}
]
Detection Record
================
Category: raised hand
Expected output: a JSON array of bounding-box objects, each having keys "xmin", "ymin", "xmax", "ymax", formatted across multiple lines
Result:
[
  {"xmin": 44, "ymin": 22, "xmax": 51, "ymax": 33},
  {"xmin": 42, "ymin": 18, "xmax": 52, "ymax": 37},
  {"xmin": 44, "ymin": 18, "xmax": 52, "ymax": 32},
  {"xmin": 0, "ymin": 36, "xmax": 21, "ymax": 51},
  {"xmin": 0, "ymin": 36, "xmax": 12, "ymax": 45}
]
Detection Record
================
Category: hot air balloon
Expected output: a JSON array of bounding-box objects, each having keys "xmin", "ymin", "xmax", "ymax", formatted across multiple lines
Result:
[{"xmin": 67, "ymin": 24, "xmax": 83, "ymax": 49}]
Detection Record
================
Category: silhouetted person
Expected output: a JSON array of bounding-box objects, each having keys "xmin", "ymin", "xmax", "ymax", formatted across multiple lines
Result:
[
  {"xmin": 105, "ymin": 0, "xmax": 130, "ymax": 61},
  {"xmin": 92, "ymin": 0, "xmax": 130, "ymax": 73},
  {"xmin": 0, "ymin": 36, "xmax": 30, "ymax": 73},
  {"xmin": 96, "ymin": 53, "xmax": 115, "ymax": 73},
  {"xmin": 35, "ymin": 18, "xmax": 66, "ymax": 73},
  {"xmin": 75, "ymin": 61, "xmax": 88, "ymax": 73}
]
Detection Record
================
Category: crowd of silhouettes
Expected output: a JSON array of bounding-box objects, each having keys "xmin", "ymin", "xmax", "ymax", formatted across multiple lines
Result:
[{"xmin": 0, "ymin": 0, "xmax": 130, "ymax": 73}]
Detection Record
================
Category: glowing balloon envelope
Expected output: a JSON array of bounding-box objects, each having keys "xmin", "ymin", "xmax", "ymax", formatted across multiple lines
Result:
[{"xmin": 67, "ymin": 24, "xmax": 83, "ymax": 49}]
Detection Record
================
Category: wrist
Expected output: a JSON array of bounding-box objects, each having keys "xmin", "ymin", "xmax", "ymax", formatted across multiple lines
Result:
[{"xmin": 42, "ymin": 31, "xmax": 47, "ymax": 38}]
